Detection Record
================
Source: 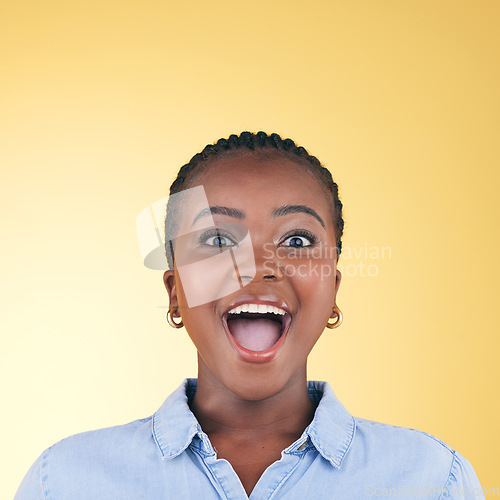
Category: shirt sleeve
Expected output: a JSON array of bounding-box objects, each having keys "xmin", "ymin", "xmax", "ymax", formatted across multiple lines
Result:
[
  {"xmin": 441, "ymin": 450, "xmax": 485, "ymax": 499},
  {"xmin": 14, "ymin": 450, "xmax": 47, "ymax": 500}
]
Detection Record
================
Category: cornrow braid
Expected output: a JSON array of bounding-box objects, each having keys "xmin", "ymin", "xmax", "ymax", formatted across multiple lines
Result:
[{"xmin": 165, "ymin": 131, "xmax": 344, "ymax": 269}]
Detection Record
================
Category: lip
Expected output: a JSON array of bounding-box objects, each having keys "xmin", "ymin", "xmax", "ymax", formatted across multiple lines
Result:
[
  {"xmin": 223, "ymin": 294, "xmax": 291, "ymax": 316},
  {"xmin": 221, "ymin": 294, "xmax": 292, "ymax": 364}
]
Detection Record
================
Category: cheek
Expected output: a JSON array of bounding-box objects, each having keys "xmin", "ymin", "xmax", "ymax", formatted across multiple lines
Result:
[
  {"xmin": 174, "ymin": 272, "xmax": 218, "ymax": 347},
  {"xmin": 283, "ymin": 257, "xmax": 337, "ymax": 298},
  {"xmin": 285, "ymin": 258, "xmax": 338, "ymax": 340},
  {"xmin": 181, "ymin": 307, "xmax": 218, "ymax": 361}
]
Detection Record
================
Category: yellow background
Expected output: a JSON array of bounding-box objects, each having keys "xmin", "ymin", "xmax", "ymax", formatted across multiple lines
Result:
[{"xmin": 1, "ymin": 1, "xmax": 499, "ymax": 497}]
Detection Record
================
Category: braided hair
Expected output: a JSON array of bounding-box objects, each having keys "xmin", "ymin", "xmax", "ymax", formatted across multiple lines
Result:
[{"xmin": 164, "ymin": 131, "xmax": 344, "ymax": 269}]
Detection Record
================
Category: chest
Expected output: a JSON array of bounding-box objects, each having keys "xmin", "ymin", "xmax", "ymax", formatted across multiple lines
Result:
[{"xmin": 209, "ymin": 435, "xmax": 294, "ymax": 496}]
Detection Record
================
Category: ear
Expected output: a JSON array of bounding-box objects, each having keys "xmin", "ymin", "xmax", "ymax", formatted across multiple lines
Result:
[
  {"xmin": 334, "ymin": 268, "xmax": 341, "ymax": 294},
  {"xmin": 331, "ymin": 268, "xmax": 342, "ymax": 310},
  {"xmin": 163, "ymin": 270, "xmax": 179, "ymax": 315}
]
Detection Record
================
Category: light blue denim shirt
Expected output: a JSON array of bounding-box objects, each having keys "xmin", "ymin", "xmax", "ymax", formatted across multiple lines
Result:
[{"xmin": 16, "ymin": 379, "xmax": 484, "ymax": 499}]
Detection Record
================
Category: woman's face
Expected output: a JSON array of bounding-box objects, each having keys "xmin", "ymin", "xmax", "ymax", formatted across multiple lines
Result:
[{"xmin": 164, "ymin": 153, "xmax": 341, "ymax": 400}]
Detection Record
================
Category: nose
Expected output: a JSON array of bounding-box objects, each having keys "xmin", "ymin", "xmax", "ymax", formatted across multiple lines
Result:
[
  {"xmin": 231, "ymin": 265, "xmax": 283, "ymax": 284},
  {"xmin": 252, "ymin": 245, "xmax": 285, "ymax": 282},
  {"xmin": 230, "ymin": 240, "xmax": 284, "ymax": 285}
]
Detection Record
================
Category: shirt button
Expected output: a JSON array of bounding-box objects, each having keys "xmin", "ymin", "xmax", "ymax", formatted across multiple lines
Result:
[{"xmin": 298, "ymin": 441, "xmax": 309, "ymax": 451}]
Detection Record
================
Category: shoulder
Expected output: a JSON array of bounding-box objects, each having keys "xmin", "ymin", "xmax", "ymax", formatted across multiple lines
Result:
[
  {"xmin": 353, "ymin": 415, "xmax": 460, "ymax": 467},
  {"xmin": 351, "ymin": 417, "xmax": 483, "ymax": 497},
  {"xmin": 354, "ymin": 415, "xmax": 454, "ymax": 455},
  {"xmin": 47, "ymin": 415, "xmax": 154, "ymax": 461},
  {"xmin": 15, "ymin": 416, "xmax": 157, "ymax": 500}
]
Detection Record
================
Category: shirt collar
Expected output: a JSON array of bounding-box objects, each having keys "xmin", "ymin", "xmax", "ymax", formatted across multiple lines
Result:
[
  {"xmin": 302, "ymin": 380, "xmax": 356, "ymax": 468},
  {"xmin": 153, "ymin": 378, "xmax": 205, "ymax": 459},
  {"xmin": 152, "ymin": 378, "xmax": 356, "ymax": 468}
]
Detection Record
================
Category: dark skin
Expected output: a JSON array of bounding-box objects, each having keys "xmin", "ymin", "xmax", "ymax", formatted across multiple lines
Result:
[{"xmin": 163, "ymin": 153, "xmax": 342, "ymax": 496}]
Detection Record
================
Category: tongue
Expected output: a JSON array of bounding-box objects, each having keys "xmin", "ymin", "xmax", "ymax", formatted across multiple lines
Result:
[{"xmin": 228, "ymin": 318, "xmax": 281, "ymax": 352}]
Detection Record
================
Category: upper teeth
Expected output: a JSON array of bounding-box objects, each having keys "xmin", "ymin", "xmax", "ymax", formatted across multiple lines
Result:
[{"xmin": 227, "ymin": 304, "xmax": 286, "ymax": 315}]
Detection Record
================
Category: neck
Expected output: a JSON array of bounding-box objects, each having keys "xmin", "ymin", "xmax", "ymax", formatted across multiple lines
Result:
[{"xmin": 189, "ymin": 360, "xmax": 317, "ymax": 440}]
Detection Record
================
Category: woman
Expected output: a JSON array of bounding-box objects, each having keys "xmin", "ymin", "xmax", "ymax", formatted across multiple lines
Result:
[{"xmin": 16, "ymin": 132, "xmax": 483, "ymax": 499}]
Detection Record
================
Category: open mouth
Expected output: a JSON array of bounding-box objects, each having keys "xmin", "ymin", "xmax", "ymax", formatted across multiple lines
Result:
[{"xmin": 222, "ymin": 304, "xmax": 292, "ymax": 353}]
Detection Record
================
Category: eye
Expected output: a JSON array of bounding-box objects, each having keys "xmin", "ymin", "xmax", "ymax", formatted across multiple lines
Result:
[
  {"xmin": 199, "ymin": 229, "xmax": 237, "ymax": 248},
  {"xmin": 280, "ymin": 230, "xmax": 318, "ymax": 248}
]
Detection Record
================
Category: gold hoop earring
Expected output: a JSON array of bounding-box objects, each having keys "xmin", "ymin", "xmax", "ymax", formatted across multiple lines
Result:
[
  {"xmin": 326, "ymin": 306, "xmax": 343, "ymax": 329},
  {"xmin": 167, "ymin": 306, "xmax": 184, "ymax": 329}
]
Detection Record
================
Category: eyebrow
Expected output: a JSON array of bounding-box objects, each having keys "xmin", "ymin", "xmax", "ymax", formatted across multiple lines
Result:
[
  {"xmin": 273, "ymin": 205, "xmax": 325, "ymax": 228},
  {"xmin": 191, "ymin": 204, "xmax": 325, "ymax": 228},
  {"xmin": 191, "ymin": 206, "xmax": 245, "ymax": 226}
]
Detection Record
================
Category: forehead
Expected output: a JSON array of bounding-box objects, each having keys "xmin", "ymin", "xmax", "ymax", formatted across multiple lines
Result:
[{"xmin": 188, "ymin": 153, "xmax": 333, "ymax": 217}]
